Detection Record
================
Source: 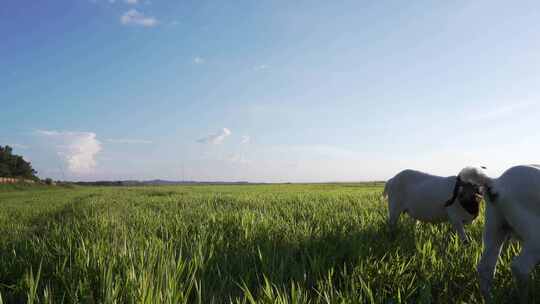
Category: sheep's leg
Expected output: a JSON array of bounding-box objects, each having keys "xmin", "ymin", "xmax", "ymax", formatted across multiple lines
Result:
[
  {"xmin": 446, "ymin": 207, "xmax": 469, "ymax": 243},
  {"xmin": 511, "ymin": 246, "xmax": 540, "ymax": 304},
  {"xmin": 449, "ymin": 217, "xmax": 469, "ymax": 243},
  {"xmin": 387, "ymin": 198, "xmax": 403, "ymax": 234},
  {"xmin": 478, "ymin": 237, "xmax": 506, "ymax": 303},
  {"xmin": 477, "ymin": 207, "xmax": 508, "ymax": 303},
  {"xmin": 455, "ymin": 223, "xmax": 468, "ymax": 243}
]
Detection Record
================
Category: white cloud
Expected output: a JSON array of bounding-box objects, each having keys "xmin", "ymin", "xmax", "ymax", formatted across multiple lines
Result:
[
  {"xmin": 193, "ymin": 56, "xmax": 205, "ymax": 64},
  {"xmin": 254, "ymin": 64, "xmax": 268, "ymax": 71},
  {"xmin": 125, "ymin": 0, "xmax": 138, "ymax": 4},
  {"xmin": 466, "ymin": 101, "xmax": 536, "ymax": 122},
  {"xmin": 240, "ymin": 135, "xmax": 251, "ymax": 144},
  {"xmin": 107, "ymin": 138, "xmax": 152, "ymax": 144},
  {"xmin": 37, "ymin": 130, "xmax": 102, "ymax": 174},
  {"xmin": 36, "ymin": 130, "xmax": 61, "ymax": 136},
  {"xmin": 121, "ymin": 9, "xmax": 158, "ymax": 27},
  {"xmin": 197, "ymin": 128, "xmax": 231, "ymax": 144},
  {"xmin": 227, "ymin": 153, "xmax": 252, "ymax": 165}
]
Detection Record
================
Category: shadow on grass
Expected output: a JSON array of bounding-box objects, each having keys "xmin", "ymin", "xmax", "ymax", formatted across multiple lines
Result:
[{"xmin": 194, "ymin": 217, "xmax": 420, "ymax": 301}]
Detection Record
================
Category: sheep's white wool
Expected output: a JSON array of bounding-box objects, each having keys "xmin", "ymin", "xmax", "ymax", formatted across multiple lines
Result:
[
  {"xmin": 384, "ymin": 169, "xmax": 479, "ymax": 243},
  {"xmin": 459, "ymin": 166, "xmax": 491, "ymax": 187},
  {"xmin": 475, "ymin": 165, "xmax": 540, "ymax": 303}
]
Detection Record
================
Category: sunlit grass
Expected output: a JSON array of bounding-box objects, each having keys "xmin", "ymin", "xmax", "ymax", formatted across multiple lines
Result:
[{"xmin": 0, "ymin": 183, "xmax": 531, "ymax": 303}]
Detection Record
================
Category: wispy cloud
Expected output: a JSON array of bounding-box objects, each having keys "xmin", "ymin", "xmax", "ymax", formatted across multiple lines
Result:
[
  {"xmin": 36, "ymin": 130, "xmax": 61, "ymax": 136},
  {"xmin": 240, "ymin": 135, "xmax": 251, "ymax": 144},
  {"xmin": 107, "ymin": 138, "xmax": 152, "ymax": 144},
  {"xmin": 197, "ymin": 128, "xmax": 231, "ymax": 144},
  {"xmin": 37, "ymin": 130, "xmax": 102, "ymax": 174},
  {"xmin": 254, "ymin": 64, "xmax": 269, "ymax": 71},
  {"xmin": 466, "ymin": 101, "xmax": 536, "ymax": 122},
  {"xmin": 227, "ymin": 153, "xmax": 252, "ymax": 165},
  {"xmin": 193, "ymin": 56, "xmax": 205, "ymax": 64},
  {"xmin": 92, "ymin": 0, "xmax": 140, "ymax": 4},
  {"xmin": 90, "ymin": 0, "xmax": 116, "ymax": 3},
  {"xmin": 120, "ymin": 9, "xmax": 158, "ymax": 27}
]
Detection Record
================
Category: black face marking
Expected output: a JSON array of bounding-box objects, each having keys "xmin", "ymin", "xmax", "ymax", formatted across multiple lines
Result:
[
  {"xmin": 444, "ymin": 176, "xmax": 463, "ymax": 207},
  {"xmin": 445, "ymin": 176, "xmax": 482, "ymax": 219},
  {"xmin": 458, "ymin": 183, "xmax": 481, "ymax": 219}
]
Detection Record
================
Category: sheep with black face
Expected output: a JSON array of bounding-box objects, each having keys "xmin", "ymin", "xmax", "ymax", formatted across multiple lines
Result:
[{"xmin": 457, "ymin": 165, "xmax": 540, "ymax": 304}]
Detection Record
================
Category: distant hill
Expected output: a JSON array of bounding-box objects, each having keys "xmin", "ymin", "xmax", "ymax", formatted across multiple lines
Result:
[
  {"xmin": 70, "ymin": 180, "xmax": 383, "ymax": 187},
  {"xmin": 123, "ymin": 179, "xmax": 252, "ymax": 186},
  {"xmin": 73, "ymin": 180, "xmax": 254, "ymax": 186}
]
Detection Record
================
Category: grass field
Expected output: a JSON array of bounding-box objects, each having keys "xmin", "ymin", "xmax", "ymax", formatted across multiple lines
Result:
[{"xmin": 0, "ymin": 183, "xmax": 533, "ymax": 303}]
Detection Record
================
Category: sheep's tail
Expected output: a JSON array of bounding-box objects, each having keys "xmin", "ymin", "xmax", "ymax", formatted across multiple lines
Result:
[{"xmin": 458, "ymin": 166, "xmax": 493, "ymax": 187}]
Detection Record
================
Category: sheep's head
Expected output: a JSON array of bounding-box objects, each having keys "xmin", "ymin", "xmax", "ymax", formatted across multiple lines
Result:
[
  {"xmin": 459, "ymin": 166, "xmax": 490, "ymax": 187},
  {"xmin": 445, "ymin": 177, "xmax": 482, "ymax": 219},
  {"xmin": 458, "ymin": 166, "xmax": 499, "ymax": 203}
]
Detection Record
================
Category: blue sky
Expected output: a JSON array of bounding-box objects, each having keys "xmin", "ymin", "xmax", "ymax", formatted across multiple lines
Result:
[{"xmin": 1, "ymin": 0, "xmax": 539, "ymax": 182}]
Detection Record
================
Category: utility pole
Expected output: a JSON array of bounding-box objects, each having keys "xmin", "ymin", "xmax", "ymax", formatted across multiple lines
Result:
[{"xmin": 182, "ymin": 163, "xmax": 185, "ymax": 183}]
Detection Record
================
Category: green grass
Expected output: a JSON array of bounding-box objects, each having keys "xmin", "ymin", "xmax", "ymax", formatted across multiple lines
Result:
[{"xmin": 0, "ymin": 183, "xmax": 533, "ymax": 303}]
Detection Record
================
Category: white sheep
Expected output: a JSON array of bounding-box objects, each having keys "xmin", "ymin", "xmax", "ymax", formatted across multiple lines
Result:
[
  {"xmin": 383, "ymin": 169, "xmax": 482, "ymax": 242},
  {"xmin": 456, "ymin": 165, "xmax": 540, "ymax": 303}
]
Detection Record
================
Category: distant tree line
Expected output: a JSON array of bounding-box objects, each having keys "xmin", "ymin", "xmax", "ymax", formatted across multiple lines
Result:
[
  {"xmin": 73, "ymin": 181, "xmax": 125, "ymax": 186},
  {"xmin": 0, "ymin": 145, "xmax": 38, "ymax": 180}
]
